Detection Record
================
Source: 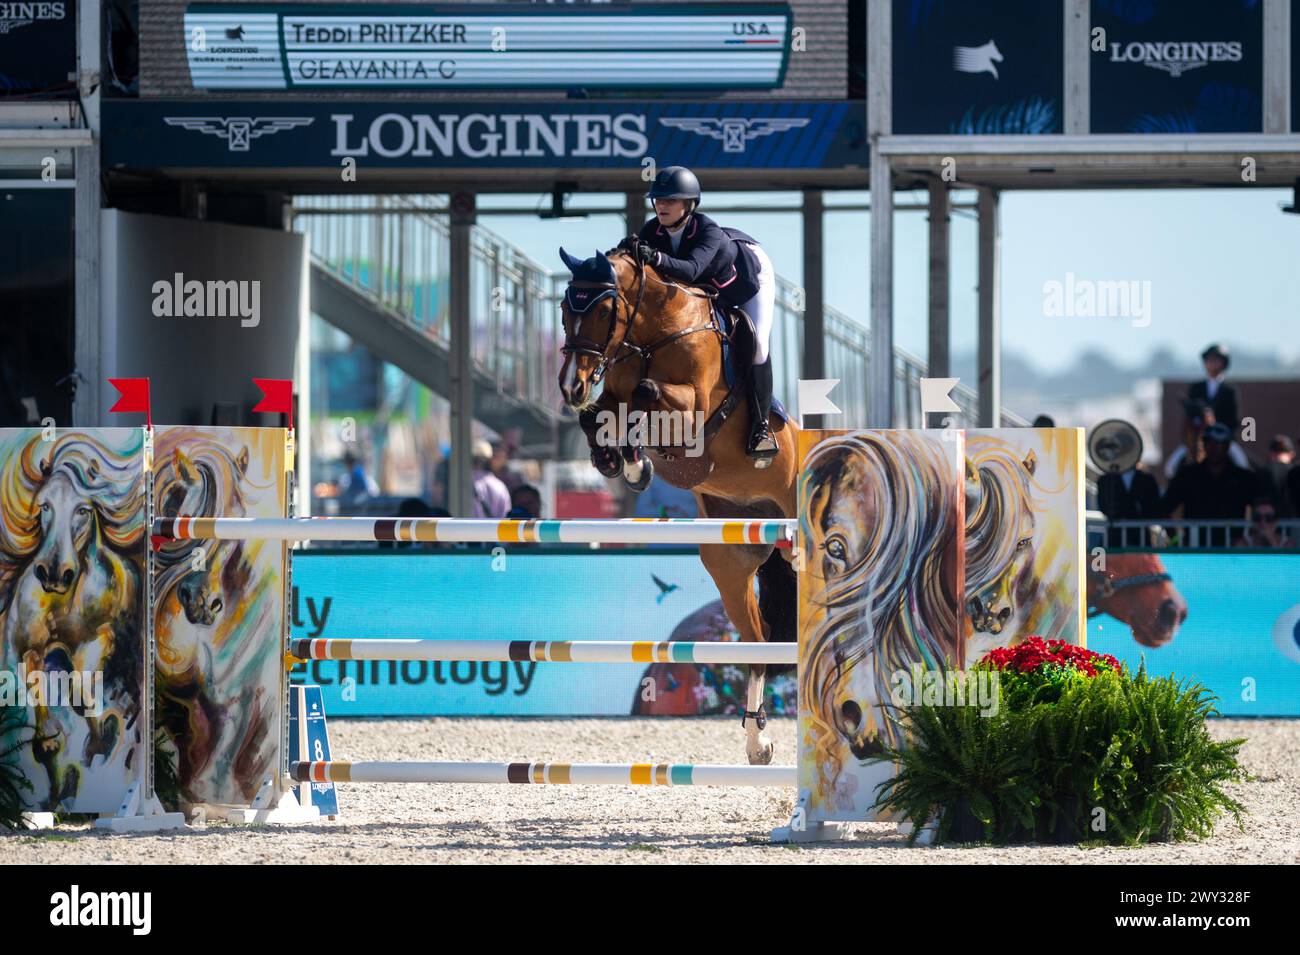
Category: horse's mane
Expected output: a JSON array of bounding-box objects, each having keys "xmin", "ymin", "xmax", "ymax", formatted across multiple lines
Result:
[
  {"xmin": 965, "ymin": 448, "xmax": 1035, "ymax": 601},
  {"xmin": 799, "ymin": 432, "xmax": 962, "ymax": 779}
]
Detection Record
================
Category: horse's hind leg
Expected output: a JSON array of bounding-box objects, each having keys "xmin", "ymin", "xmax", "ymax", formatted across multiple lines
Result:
[{"xmin": 698, "ymin": 541, "xmax": 775, "ymax": 765}]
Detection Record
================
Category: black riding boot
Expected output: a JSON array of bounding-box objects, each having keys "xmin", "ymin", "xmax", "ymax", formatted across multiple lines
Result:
[{"xmin": 746, "ymin": 358, "xmax": 778, "ymax": 465}]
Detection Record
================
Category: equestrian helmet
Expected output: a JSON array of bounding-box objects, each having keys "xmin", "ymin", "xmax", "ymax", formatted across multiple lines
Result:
[{"xmin": 645, "ymin": 166, "xmax": 701, "ymax": 204}]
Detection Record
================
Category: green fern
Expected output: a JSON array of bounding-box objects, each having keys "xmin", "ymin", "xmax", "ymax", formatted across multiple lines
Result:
[
  {"xmin": 875, "ymin": 663, "xmax": 1247, "ymax": 846},
  {"xmin": 0, "ymin": 706, "xmax": 37, "ymax": 831}
]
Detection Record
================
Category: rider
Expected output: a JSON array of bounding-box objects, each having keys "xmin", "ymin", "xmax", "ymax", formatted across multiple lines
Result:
[{"xmin": 623, "ymin": 166, "xmax": 779, "ymax": 463}]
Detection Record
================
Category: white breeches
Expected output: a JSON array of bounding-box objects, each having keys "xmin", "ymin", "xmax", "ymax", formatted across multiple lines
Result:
[{"xmin": 738, "ymin": 243, "xmax": 776, "ymax": 365}]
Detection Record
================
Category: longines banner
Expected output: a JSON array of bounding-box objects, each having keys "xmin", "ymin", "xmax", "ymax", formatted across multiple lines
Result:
[
  {"xmin": 891, "ymin": 0, "xmax": 1063, "ymax": 135},
  {"xmin": 100, "ymin": 99, "xmax": 866, "ymax": 169},
  {"xmin": 0, "ymin": 1, "xmax": 76, "ymax": 98},
  {"xmin": 1091, "ymin": 0, "xmax": 1262, "ymax": 134},
  {"xmin": 182, "ymin": 2, "xmax": 791, "ymax": 91}
]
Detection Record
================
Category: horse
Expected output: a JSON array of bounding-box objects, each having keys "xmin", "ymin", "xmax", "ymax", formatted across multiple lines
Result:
[
  {"xmin": 1087, "ymin": 553, "xmax": 1185, "ymax": 647},
  {"xmin": 557, "ymin": 247, "xmax": 798, "ymax": 765},
  {"xmin": 152, "ymin": 435, "xmax": 279, "ymax": 805},
  {"xmin": 963, "ymin": 444, "xmax": 1039, "ymax": 664},
  {"xmin": 798, "ymin": 432, "xmax": 963, "ymax": 807},
  {"xmin": 0, "ymin": 433, "xmax": 145, "ymax": 810}
]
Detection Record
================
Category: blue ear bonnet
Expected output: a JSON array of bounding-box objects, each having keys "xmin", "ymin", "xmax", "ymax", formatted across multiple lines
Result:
[
  {"xmin": 558, "ymin": 247, "xmax": 619, "ymax": 314},
  {"xmin": 564, "ymin": 285, "xmax": 616, "ymax": 314}
]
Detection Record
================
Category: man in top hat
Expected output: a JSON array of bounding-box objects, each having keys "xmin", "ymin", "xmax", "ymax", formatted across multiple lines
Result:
[{"xmin": 1187, "ymin": 343, "xmax": 1238, "ymax": 432}]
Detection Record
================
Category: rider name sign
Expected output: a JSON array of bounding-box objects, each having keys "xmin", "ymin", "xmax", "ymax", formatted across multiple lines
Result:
[{"xmin": 183, "ymin": 3, "xmax": 792, "ymax": 91}]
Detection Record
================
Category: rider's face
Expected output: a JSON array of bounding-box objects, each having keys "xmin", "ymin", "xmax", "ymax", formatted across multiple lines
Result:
[{"xmin": 654, "ymin": 198, "xmax": 688, "ymax": 225}]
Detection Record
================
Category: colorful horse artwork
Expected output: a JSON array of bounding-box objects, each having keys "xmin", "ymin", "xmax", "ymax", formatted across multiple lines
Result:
[
  {"xmin": 797, "ymin": 430, "xmax": 965, "ymax": 818},
  {"xmin": 963, "ymin": 430, "xmax": 1087, "ymax": 665},
  {"xmin": 151, "ymin": 429, "xmax": 283, "ymax": 807},
  {"xmin": 0, "ymin": 431, "xmax": 146, "ymax": 812}
]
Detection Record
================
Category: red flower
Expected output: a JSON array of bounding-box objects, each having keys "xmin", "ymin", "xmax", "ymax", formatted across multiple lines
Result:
[{"xmin": 977, "ymin": 635, "xmax": 1119, "ymax": 678}]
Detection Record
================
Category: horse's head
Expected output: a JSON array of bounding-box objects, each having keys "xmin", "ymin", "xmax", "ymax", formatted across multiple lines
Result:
[
  {"xmin": 557, "ymin": 246, "xmax": 630, "ymax": 409},
  {"xmin": 175, "ymin": 540, "xmax": 252, "ymax": 626},
  {"xmin": 1088, "ymin": 553, "xmax": 1186, "ymax": 647},
  {"xmin": 31, "ymin": 458, "xmax": 101, "ymax": 596},
  {"xmin": 801, "ymin": 432, "xmax": 962, "ymax": 763},
  {"xmin": 965, "ymin": 449, "xmax": 1037, "ymax": 636}
]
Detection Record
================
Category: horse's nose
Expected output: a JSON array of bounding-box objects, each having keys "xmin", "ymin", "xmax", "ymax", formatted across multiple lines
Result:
[
  {"xmin": 563, "ymin": 382, "xmax": 588, "ymax": 408},
  {"xmin": 1155, "ymin": 598, "xmax": 1184, "ymax": 632},
  {"xmin": 841, "ymin": 699, "xmax": 863, "ymax": 731},
  {"xmin": 35, "ymin": 563, "xmax": 74, "ymax": 594}
]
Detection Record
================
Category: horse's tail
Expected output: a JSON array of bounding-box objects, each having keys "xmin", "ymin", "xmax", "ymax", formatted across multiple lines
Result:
[{"xmin": 756, "ymin": 549, "xmax": 797, "ymax": 673}]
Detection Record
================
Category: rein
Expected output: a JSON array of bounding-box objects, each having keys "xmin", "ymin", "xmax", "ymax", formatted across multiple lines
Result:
[{"xmin": 561, "ymin": 252, "xmax": 721, "ymax": 385}]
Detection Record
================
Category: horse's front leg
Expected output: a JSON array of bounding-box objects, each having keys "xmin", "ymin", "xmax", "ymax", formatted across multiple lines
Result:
[
  {"xmin": 621, "ymin": 379, "xmax": 700, "ymax": 491},
  {"xmin": 578, "ymin": 391, "xmax": 623, "ymax": 479}
]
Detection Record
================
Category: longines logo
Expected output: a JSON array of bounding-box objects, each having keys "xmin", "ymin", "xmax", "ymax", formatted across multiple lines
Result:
[
  {"xmin": 159, "ymin": 111, "xmax": 816, "ymax": 159},
  {"xmin": 953, "ymin": 40, "xmax": 1003, "ymax": 80},
  {"xmin": 164, "ymin": 116, "xmax": 314, "ymax": 152},
  {"xmin": 1107, "ymin": 40, "xmax": 1243, "ymax": 78},
  {"xmin": 0, "ymin": 0, "xmax": 64, "ymax": 33},
  {"xmin": 658, "ymin": 117, "xmax": 811, "ymax": 153}
]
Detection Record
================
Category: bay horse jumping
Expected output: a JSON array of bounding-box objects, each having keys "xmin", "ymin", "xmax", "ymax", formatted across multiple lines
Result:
[{"xmin": 557, "ymin": 247, "xmax": 799, "ymax": 765}]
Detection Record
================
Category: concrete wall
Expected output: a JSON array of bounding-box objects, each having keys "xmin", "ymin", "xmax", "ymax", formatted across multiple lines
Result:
[{"xmin": 99, "ymin": 210, "xmax": 312, "ymax": 501}]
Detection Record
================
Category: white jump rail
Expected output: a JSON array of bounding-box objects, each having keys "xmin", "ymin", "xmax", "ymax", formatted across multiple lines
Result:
[
  {"xmin": 291, "ymin": 638, "xmax": 797, "ymax": 665},
  {"xmin": 153, "ymin": 517, "xmax": 796, "ymax": 547}
]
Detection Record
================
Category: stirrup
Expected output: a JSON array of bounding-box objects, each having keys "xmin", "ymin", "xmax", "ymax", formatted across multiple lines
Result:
[
  {"xmin": 746, "ymin": 425, "xmax": 778, "ymax": 464},
  {"xmin": 740, "ymin": 707, "xmax": 768, "ymax": 731}
]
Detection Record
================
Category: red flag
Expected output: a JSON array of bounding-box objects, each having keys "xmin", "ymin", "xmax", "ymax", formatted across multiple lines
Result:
[
  {"xmin": 253, "ymin": 378, "xmax": 294, "ymax": 429},
  {"xmin": 108, "ymin": 378, "xmax": 151, "ymax": 428}
]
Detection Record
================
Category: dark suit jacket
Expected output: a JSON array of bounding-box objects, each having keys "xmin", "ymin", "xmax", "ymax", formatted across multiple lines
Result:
[
  {"xmin": 637, "ymin": 212, "xmax": 761, "ymax": 306},
  {"xmin": 1098, "ymin": 470, "xmax": 1161, "ymax": 520},
  {"xmin": 1187, "ymin": 379, "xmax": 1239, "ymax": 431}
]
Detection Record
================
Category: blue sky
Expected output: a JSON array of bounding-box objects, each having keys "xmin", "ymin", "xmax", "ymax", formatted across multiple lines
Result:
[{"xmin": 482, "ymin": 187, "xmax": 1300, "ymax": 375}]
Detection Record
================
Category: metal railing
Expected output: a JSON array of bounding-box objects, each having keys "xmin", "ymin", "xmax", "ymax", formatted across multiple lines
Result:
[
  {"xmin": 294, "ymin": 195, "xmax": 1023, "ymax": 437},
  {"xmin": 1086, "ymin": 517, "xmax": 1300, "ymax": 550}
]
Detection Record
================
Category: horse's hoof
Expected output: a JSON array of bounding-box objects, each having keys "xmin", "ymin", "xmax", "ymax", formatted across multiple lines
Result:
[
  {"xmin": 747, "ymin": 738, "xmax": 775, "ymax": 766},
  {"xmin": 625, "ymin": 456, "xmax": 654, "ymax": 492}
]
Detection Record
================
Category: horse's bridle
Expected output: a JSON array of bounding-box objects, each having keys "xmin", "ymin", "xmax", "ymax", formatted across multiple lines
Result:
[
  {"xmin": 1086, "ymin": 568, "xmax": 1172, "ymax": 616},
  {"xmin": 561, "ymin": 253, "xmax": 720, "ymax": 386}
]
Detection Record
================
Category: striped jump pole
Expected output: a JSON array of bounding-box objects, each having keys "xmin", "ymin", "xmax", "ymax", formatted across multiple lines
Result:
[
  {"xmin": 291, "ymin": 760, "xmax": 795, "ymax": 787},
  {"xmin": 292, "ymin": 638, "xmax": 797, "ymax": 666},
  {"xmin": 154, "ymin": 517, "xmax": 795, "ymax": 548}
]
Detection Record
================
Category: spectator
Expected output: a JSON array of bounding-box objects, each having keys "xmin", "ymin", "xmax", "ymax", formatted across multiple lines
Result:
[
  {"xmin": 490, "ymin": 440, "xmax": 525, "ymax": 494},
  {"xmin": 507, "ymin": 483, "xmax": 543, "ymax": 520},
  {"xmin": 1164, "ymin": 400, "xmax": 1250, "ymax": 479},
  {"xmin": 1097, "ymin": 463, "xmax": 1161, "ymax": 548},
  {"xmin": 336, "ymin": 449, "xmax": 379, "ymax": 505},
  {"xmin": 1187, "ymin": 343, "xmax": 1238, "ymax": 432},
  {"xmin": 1160, "ymin": 423, "xmax": 1257, "ymax": 547},
  {"xmin": 1234, "ymin": 497, "xmax": 1294, "ymax": 549},
  {"xmin": 471, "ymin": 439, "xmax": 511, "ymax": 519},
  {"xmin": 1257, "ymin": 435, "xmax": 1296, "ymax": 518},
  {"xmin": 1031, "ymin": 414, "xmax": 1056, "ymax": 428}
]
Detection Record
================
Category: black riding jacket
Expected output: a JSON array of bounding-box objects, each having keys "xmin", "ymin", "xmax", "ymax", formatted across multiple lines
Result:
[{"xmin": 636, "ymin": 212, "xmax": 761, "ymax": 306}]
